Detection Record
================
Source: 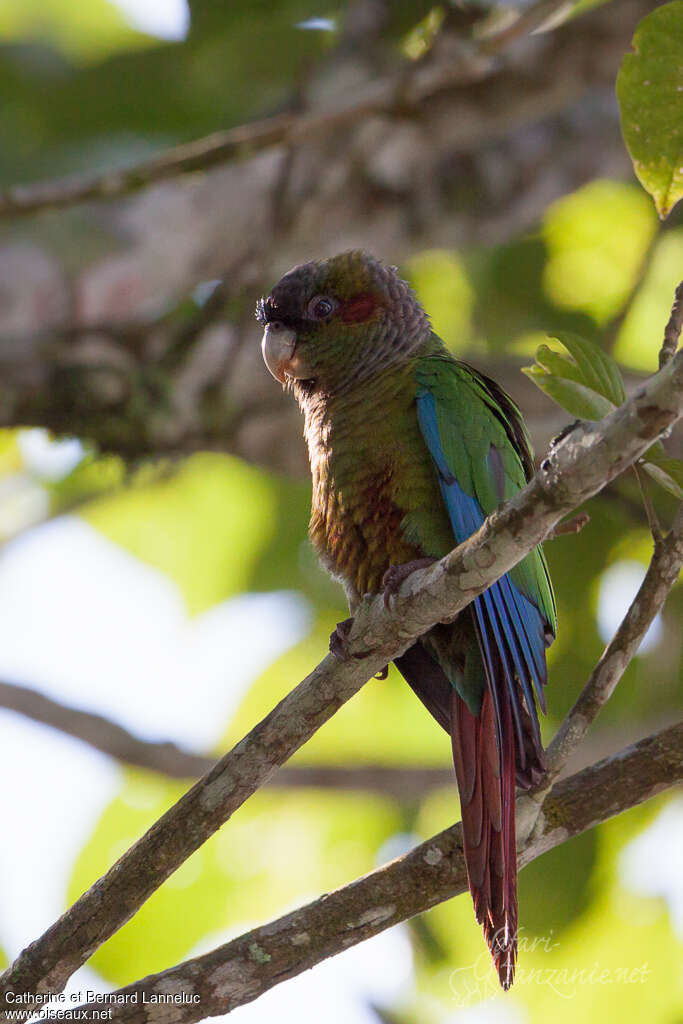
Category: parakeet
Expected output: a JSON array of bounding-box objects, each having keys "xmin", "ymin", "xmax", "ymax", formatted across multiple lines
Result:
[{"xmin": 257, "ymin": 250, "xmax": 556, "ymax": 989}]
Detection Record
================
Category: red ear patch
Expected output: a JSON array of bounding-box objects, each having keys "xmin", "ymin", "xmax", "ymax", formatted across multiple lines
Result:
[{"xmin": 339, "ymin": 292, "xmax": 379, "ymax": 324}]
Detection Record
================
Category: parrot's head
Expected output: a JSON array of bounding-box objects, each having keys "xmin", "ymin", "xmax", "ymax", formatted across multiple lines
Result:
[{"xmin": 256, "ymin": 250, "xmax": 430, "ymax": 395}]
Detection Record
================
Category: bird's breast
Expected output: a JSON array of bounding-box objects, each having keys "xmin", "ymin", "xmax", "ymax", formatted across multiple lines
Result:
[{"xmin": 304, "ymin": 395, "xmax": 425, "ymax": 599}]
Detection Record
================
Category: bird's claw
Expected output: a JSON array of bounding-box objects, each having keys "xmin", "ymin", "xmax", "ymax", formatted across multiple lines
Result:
[
  {"xmin": 549, "ymin": 419, "xmax": 581, "ymax": 450},
  {"xmin": 382, "ymin": 558, "xmax": 437, "ymax": 609},
  {"xmin": 329, "ymin": 618, "xmax": 353, "ymax": 660},
  {"xmin": 330, "ymin": 617, "xmax": 380, "ymax": 664}
]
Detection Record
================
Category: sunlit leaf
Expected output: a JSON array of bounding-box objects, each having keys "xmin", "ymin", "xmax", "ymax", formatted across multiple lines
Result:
[
  {"xmin": 223, "ymin": 612, "xmax": 452, "ymax": 767},
  {"xmin": 523, "ymin": 331, "xmax": 625, "ymax": 419},
  {"xmin": 617, "ymin": 1, "xmax": 683, "ymax": 219},
  {"xmin": 402, "ymin": 7, "xmax": 444, "ymax": 60},
  {"xmin": 68, "ymin": 768, "xmax": 400, "ymax": 984},
  {"xmin": 47, "ymin": 451, "xmax": 125, "ymax": 511},
  {"xmin": 82, "ymin": 454, "xmax": 276, "ymax": 614},
  {"xmin": 542, "ymin": 181, "xmax": 658, "ymax": 323},
  {"xmin": 615, "ymin": 230, "xmax": 683, "ymax": 370},
  {"xmin": 405, "ymin": 250, "xmax": 474, "ymax": 354},
  {"xmin": 0, "ymin": 0, "xmax": 156, "ymax": 62},
  {"xmin": 552, "ymin": 330, "xmax": 626, "ymax": 405},
  {"xmin": 534, "ymin": 344, "xmax": 586, "ymax": 385},
  {"xmin": 0, "ymin": 430, "xmax": 22, "ymax": 476},
  {"xmin": 523, "ymin": 367, "xmax": 615, "ymax": 420}
]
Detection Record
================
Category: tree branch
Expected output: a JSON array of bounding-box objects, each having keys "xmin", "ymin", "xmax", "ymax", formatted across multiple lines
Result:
[
  {"xmin": 2, "ymin": 681, "xmax": 673, "ymax": 798},
  {"xmin": 0, "ymin": 115, "xmax": 293, "ymax": 220},
  {"xmin": 0, "ymin": 682, "xmax": 214, "ymax": 779},
  {"xmin": 65, "ymin": 722, "xmax": 683, "ymax": 1023},
  {"xmin": 479, "ymin": 0, "xmax": 577, "ymax": 55},
  {"xmin": 0, "ymin": 680, "xmax": 456, "ymax": 795},
  {"xmin": 660, "ymin": 280, "xmax": 683, "ymax": 371},
  {"xmin": 0, "ymin": 345, "xmax": 680, "ymax": 1015}
]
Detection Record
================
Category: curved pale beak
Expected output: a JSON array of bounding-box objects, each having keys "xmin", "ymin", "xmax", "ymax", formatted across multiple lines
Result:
[{"xmin": 261, "ymin": 321, "xmax": 306, "ymax": 383}]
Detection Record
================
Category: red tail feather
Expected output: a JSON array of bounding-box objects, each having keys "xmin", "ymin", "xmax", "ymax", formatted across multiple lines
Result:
[{"xmin": 451, "ymin": 688, "xmax": 518, "ymax": 990}]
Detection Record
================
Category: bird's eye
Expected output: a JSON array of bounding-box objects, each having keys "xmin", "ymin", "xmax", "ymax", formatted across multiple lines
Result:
[{"xmin": 307, "ymin": 295, "xmax": 336, "ymax": 320}]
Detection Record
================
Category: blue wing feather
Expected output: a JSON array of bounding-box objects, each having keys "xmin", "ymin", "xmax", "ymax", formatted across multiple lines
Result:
[{"xmin": 416, "ymin": 389, "xmax": 548, "ymax": 761}]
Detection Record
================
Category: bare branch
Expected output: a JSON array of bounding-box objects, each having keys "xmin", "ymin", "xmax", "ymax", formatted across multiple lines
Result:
[
  {"xmin": 5, "ymin": 679, "xmax": 673, "ymax": 798},
  {"xmin": 0, "ymin": 680, "xmax": 458, "ymax": 795},
  {"xmin": 479, "ymin": 0, "xmax": 577, "ymax": 55},
  {"xmin": 0, "ymin": 679, "xmax": 674, "ymax": 796},
  {"xmin": 0, "ymin": 344, "xmax": 680, "ymax": 1015},
  {"xmin": 65, "ymin": 722, "xmax": 683, "ymax": 1024},
  {"xmin": 0, "ymin": 682, "xmax": 214, "ymax": 779},
  {"xmin": 0, "ymin": 115, "xmax": 293, "ymax": 220},
  {"xmin": 633, "ymin": 460, "xmax": 663, "ymax": 544},
  {"xmin": 545, "ymin": 510, "xmax": 590, "ymax": 539},
  {"xmin": 0, "ymin": 52, "xmax": 498, "ymax": 220}
]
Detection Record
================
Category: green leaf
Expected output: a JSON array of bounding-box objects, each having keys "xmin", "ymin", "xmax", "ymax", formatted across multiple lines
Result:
[
  {"xmin": 0, "ymin": 0, "xmax": 154, "ymax": 63},
  {"xmin": 550, "ymin": 331, "xmax": 626, "ymax": 405},
  {"xmin": 641, "ymin": 444, "xmax": 683, "ymax": 499},
  {"xmin": 522, "ymin": 367, "xmax": 615, "ymax": 420},
  {"xmin": 614, "ymin": 229, "xmax": 683, "ymax": 370},
  {"xmin": 405, "ymin": 249, "xmax": 474, "ymax": 354},
  {"xmin": 70, "ymin": 769, "xmax": 400, "ymax": 984},
  {"xmin": 523, "ymin": 331, "xmax": 626, "ymax": 419},
  {"xmin": 534, "ymin": 344, "xmax": 586, "ymax": 385},
  {"xmin": 224, "ymin": 611, "xmax": 452, "ymax": 766},
  {"xmin": 617, "ymin": 1, "xmax": 683, "ymax": 219},
  {"xmin": 541, "ymin": 181, "xmax": 657, "ymax": 324},
  {"xmin": 82, "ymin": 454, "xmax": 277, "ymax": 615}
]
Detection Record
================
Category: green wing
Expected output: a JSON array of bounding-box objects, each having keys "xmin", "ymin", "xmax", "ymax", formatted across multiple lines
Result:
[{"xmin": 414, "ymin": 352, "xmax": 556, "ymax": 741}]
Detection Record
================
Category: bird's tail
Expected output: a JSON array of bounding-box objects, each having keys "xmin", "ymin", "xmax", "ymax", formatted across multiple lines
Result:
[{"xmin": 450, "ymin": 687, "xmax": 518, "ymax": 990}]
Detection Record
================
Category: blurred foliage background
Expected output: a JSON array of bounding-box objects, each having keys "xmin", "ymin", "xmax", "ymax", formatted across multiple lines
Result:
[{"xmin": 0, "ymin": 1, "xmax": 681, "ymax": 1023}]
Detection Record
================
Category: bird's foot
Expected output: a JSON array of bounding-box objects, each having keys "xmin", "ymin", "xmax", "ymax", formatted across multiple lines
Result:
[
  {"xmin": 549, "ymin": 419, "xmax": 581, "ymax": 450},
  {"xmin": 330, "ymin": 617, "xmax": 377, "ymax": 662},
  {"xmin": 329, "ymin": 618, "xmax": 354, "ymax": 660},
  {"xmin": 382, "ymin": 557, "xmax": 437, "ymax": 609},
  {"xmin": 329, "ymin": 618, "xmax": 387, "ymax": 676}
]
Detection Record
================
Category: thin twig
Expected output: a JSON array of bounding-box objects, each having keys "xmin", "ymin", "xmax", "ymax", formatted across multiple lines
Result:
[
  {"xmin": 633, "ymin": 461, "xmax": 663, "ymax": 543},
  {"xmin": 0, "ymin": 679, "xmax": 459, "ymax": 794},
  {"xmin": 545, "ymin": 511, "xmax": 590, "ymax": 539},
  {"xmin": 0, "ymin": 682, "xmax": 214, "ymax": 779},
  {"xmin": 660, "ymin": 280, "xmax": 683, "ymax": 369},
  {"xmin": 0, "ymin": 346, "xmax": 681, "ymax": 1014},
  {"xmin": 479, "ymin": 0, "xmax": 576, "ymax": 55},
  {"xmin": 0, "ymin": 115, "xmax": 293, "ymax": 219}
]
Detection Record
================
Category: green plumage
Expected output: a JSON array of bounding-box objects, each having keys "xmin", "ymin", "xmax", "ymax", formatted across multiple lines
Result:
[
  {"xmin": 413, "ymin": 353, "xmax": 556, "ymax": 635},
  {"xmin": 258, "ymin": 250, "xmax": 556, "ymax": 990}
]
